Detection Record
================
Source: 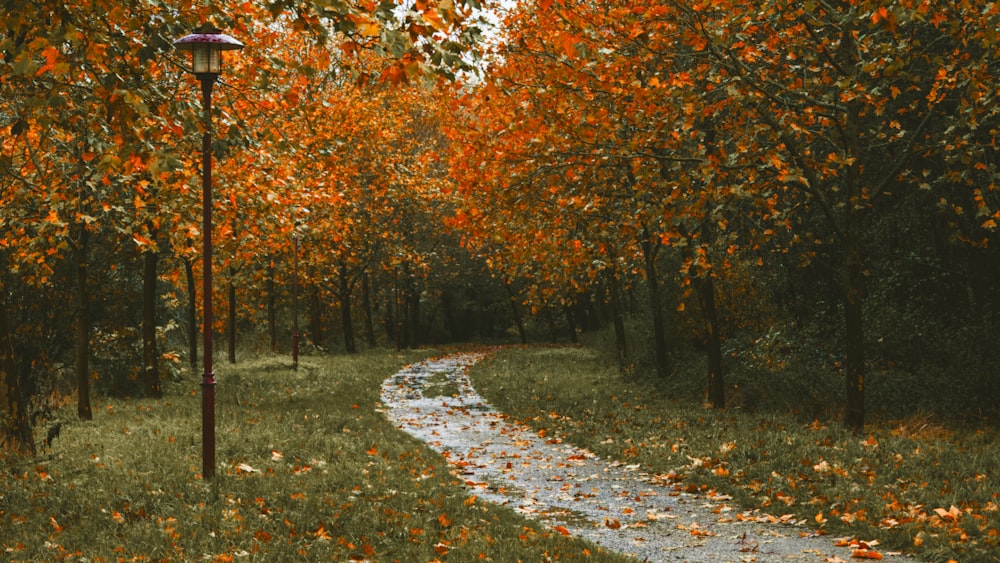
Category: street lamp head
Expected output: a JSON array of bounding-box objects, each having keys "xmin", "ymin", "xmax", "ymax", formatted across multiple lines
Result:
[{"xmin": 174, "ymin": 25, "xmax": 244, "ymax": 77}]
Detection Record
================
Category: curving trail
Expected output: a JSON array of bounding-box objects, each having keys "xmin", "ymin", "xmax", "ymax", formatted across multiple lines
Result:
[{"xmin": 380, "ymin": 353, "xmax": 916, "ymax": 562}]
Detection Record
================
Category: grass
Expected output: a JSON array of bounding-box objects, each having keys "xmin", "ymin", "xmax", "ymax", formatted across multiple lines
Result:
[
  {"xmin": 468, "ymin": 345, "xmax": 1000, "ymax": 563},
  {"xmin": 1, "ymin": 349, "xmax": 630, "ymax": 562}
]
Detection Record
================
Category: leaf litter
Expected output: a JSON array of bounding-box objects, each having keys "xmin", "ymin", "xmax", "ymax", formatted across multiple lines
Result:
[{"xmin": 381, "ymin": 353, "xmax": 918, "ymax": 562}]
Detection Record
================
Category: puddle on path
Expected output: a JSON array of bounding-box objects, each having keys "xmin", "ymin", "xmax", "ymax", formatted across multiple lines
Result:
[{"xmin": 380, "ymin": 353, "xmax": 917, "ymax": 562}]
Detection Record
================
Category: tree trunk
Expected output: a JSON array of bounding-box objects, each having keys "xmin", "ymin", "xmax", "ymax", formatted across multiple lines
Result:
[
  {"xmin": 696, "ymin": 272, "xmax": 725, "ymax": 408},
  {"xmin": 641, "ymin": 232, "xmax": 669, "ymax": 378},
  {"xmin": 227, "ymin": 267, "xmax": 236, "ymax": 364},
  {"xmin": 407, "ymin": 274, "xmax": 421, "ymax": 348},
  {"xmin": 75, "ymin": 226, "xmax": 92, "ymax": 421},
  {"xmin": 309, "ymin": 284, "xmax": 324, "ymax": 349},
  {"xmin": 0, "ymin": 287, "xmax": 34, "ymax": 455},
  {"xmin": 606, "ymin": 273, "xmax": 628, "ymax": 368},
  {"xmin": 843, "ymin": 216, "xmax": 866, "ymax": 432},
  {"xmin": 339, "ymin": 260, "xmax": 357, "ymax": 354},
  {"xmin": 393, "ymin": 267, "xmax": 402, "ymax": 352},
  {"xmin": 267, "ymin": 261, "xmax": 277, "ymax": 353},
  {"xmin": 185, "ymin": 255, "xmax": 198, "ymax": 370},
  {"xmin": 142, "ymin": 250, "xmax": 162, "ymax": 398},
  {"xmin": 843, "ymin": 99, "xmax": 866, "ymax": 433},
  {"xmin": 564, "ymin": 302, "xmax": 578, "ymax": 343},
  {"xmin": 362, "ymin": 272, "xmax": 376, "ymax": 348},
  {"xmin": 504, "ymin": 280, "xmax": 529, "ymax": 344}
]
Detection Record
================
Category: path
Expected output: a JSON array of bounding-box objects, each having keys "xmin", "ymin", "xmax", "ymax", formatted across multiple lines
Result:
[{"xmin": 380, "ymin": 353, "xmax": 916, "ymax": 562}]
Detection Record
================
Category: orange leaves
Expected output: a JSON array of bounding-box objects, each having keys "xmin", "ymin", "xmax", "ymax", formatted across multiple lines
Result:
[
  {"xmin": 312, "ymin": 523, "xmax": 333, "ymax": 541},
  {"xmin": 870, "ymin": 7, "xmax": 890, "ymax": 25},
  {"xmin": 835, "ymin": 538, "xmax": 884, "ymax": 560},
  {"xmin": 35, "ymin": 46, "xmax": 62, "ymax": 77},
  {"xmin": 556, "ymin": 32, "xmax": 582, "ymax": 58},
  {"xmin": 932, "ymin": 505, "xmax": 962, "ymax": 523}
]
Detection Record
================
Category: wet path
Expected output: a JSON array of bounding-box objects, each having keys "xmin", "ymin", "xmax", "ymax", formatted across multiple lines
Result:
[{"xmin": 380, "ymin": 353, "xmax": 915, "ymax": 562}]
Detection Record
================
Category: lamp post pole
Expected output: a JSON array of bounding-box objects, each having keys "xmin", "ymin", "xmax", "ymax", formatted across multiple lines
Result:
[
  {"xmin": 174, "ymin": 26, "xmax": 243, "ymax": 480},
  {"xmin": 292, "ymin": 219, "xmax": 299, "ymax": 370},
  {"xmin": 199, "ymin": 73, "xmax": 217, "ymax": 479}
]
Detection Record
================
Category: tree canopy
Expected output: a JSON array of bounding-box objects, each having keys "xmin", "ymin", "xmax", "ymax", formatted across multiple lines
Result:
[{"xmin": 4, "ymin": 0, "xmax": 1000, "ymax": 454}]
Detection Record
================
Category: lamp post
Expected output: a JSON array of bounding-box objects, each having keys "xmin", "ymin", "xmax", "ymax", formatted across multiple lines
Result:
[{"xmin": 174, "ymin": 25, "xmax": 243, "ymax": 480}]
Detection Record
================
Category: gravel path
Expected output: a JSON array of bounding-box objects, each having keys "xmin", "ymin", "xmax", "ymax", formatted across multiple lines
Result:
[{"xmin": 380, "ymin": 353, "xmax": 917, "ymax": 562}]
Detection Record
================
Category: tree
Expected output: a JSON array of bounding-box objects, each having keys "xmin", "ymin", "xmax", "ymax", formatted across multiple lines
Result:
[{"xmin": 683, "ymin": 0, "xmax": 1000, "ymax": 430}]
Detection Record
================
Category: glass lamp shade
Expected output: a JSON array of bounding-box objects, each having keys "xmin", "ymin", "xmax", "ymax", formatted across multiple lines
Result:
[
  {"xmin": 192, "ymin": 45, "xmax": 223, "ymax": 74},
  {"xmin": 174, "ymin": 27, "xmax": 243, "ymax": 76}
]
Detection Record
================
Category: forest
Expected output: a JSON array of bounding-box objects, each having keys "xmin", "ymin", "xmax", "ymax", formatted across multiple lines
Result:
[{"xmin": 3, "ymin": 0, "xmax": 1000, "ymax": 456}]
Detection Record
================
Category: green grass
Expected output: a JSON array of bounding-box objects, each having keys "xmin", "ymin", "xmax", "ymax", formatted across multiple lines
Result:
[
  {"xmin": 468, "ymin": 345, "xmax": 1000, "ymax": 563},
  {"xmin": 1, "ymin": 350, "xmax": 630, "ymax": 562}
]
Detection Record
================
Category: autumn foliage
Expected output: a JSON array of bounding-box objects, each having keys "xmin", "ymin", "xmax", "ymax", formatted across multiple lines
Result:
[{"xmin": 2, "ymin": 2, "xmax": 1000, "ymax": 556}]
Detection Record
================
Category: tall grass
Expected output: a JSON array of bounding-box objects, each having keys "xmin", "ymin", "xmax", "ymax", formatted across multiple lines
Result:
[
  {"xmin": 1, "ymin": 350, "xmax": 627, "ymax": 562},
  {"xmin": 468, "ymin": 345, "xmax": 1000, "ymax": 563}
]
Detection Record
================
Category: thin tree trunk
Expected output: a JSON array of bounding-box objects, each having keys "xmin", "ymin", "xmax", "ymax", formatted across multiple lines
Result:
[
  {"xmin": 267, "ymin": 261, "xmax": 277, "ymax": 353},
  {"xmin": 339, "ymin": 260, "xmax": 357, "ymax": 354},
  {"xmin": 185, "ymin": 255, "xmax": 198, "ymax": 370},
  {"xmin": 75, "ymin": 226, "xmax": 92, "ymax": 421},
  {"xmin": 641, "ymin": 231, "xmax": 669, "ymax": 378},
  {"xmin": 564, "ymin": 302, "xmax": 578, "ymax": 344},
  {"xmin": 407, "ymin": 273, "xmax": 421, "ymax": 348},
  {"xmin": 843, "ymin": 217, "xmax": 866, "ymax": 432},
  {"xmin": 142, "ymin": 250, "xmax": 162, "ymax": 398},
  {"xmin": 696, "ymin": 273, "xmax": 724, "ymax": 408},
  {"xmin": 606, "ymin": 273, "xmax": 628, "ymax": 368},
  {"xmin": 310, "ymin": 284, "xmax": 324, "ymax": 349},
  {"xmin": 843, "ymin": 100, "xmax": 866, "ymax": 433},
  {"xmin": 227, "ymin": 267, "xmax": 236, "ymax": 364},
  {"xmin": 362, "ymin": 272, "xmax": 376, "ymax": 348}
]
